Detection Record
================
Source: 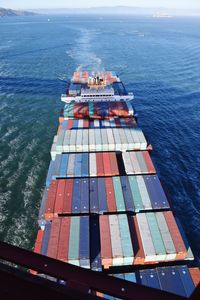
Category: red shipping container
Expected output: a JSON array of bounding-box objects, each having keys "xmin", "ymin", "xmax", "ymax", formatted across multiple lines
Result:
[
  {"xmin": 189, "ymin": 268, "xmax": 200, "ymax": 287},
  {"xmin": 62, "ymin": 179, "xmax": 74, "ymax": 214},
  {"xmin": 34, "ymin": 230, "xmax": 44, "ymax": 254},
  {"xmin": 105, "ymin": 177, "xmax": 117, "ymax": 212},
  {"xmin": 67, "ymin": 119, "xmax": 73, "ymax": 129},
  {"xmin": 142, "ymin": 151, "xmax": 156, "ymax": 174},
  {"xmin": 83, "ymin": 119, "xmax": 89, "ymax": 128},
  {"xmin": 130, "ymin": 216, "xmax": 145, "ymax": 265},
  {"xmin": 30, "ymin": 230, "xmax": 44, "ymax": 275},
  {"xmin": 102, "ymin": 153, "xmax": 112, "ymax": 176},
  {"xmin": 45, "ymin": 180, "xmax": 58, "ymax": 220},
  {"xmin": 57, "ymin": 217, "xmax": 71, "ymax": 262},
  {"xmin": 100, "ymin": 215, "xmax": 112, "ymax": 268},
  {"xmin": 96, "ymin": 153, "xmax": 104, "ymax": 176},
  {"xmin": 109, "ymin": 153, "xmax": 119, "ymax": 176},
  {"xmin": 47, "ymin": 218, "xmax": 61, "ymax": 259},
  {"xmin": 164, "ymin": 211, "xmax": 187, "ymax": 260},
  {"xmin": 54, "ymin": 179, "xmax": 66, "ymax": 216}
]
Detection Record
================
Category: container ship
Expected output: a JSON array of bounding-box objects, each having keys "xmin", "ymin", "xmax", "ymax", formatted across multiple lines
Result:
[{"xmin": 2, "ymin": 70, "xmax": 199, "ymax": 299}]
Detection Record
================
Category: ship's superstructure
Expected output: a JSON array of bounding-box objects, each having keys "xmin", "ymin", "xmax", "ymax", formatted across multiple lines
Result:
[
  {"xmin": 33, "ymin": 71, "xmax": 199, "ymax": 298},
  {"xmin": 61, "ymin": 71, "xmax": 134, "ymax": 103}
]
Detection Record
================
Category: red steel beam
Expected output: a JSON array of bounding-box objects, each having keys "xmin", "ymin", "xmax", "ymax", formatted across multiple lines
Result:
[{"xmin": 0, "ymin": 241, "xmax": 197, "ymax": 300}]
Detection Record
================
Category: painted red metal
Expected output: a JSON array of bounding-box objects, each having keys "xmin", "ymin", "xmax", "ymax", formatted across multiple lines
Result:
[
  {"xmin": 105, "ymin": 177, "xmax": 117, "ymax": 212},
  {"xmin": 189, "ymin": 268, "xmax": 200, "ymax": 287},
  {"xmin": 57, "ymin": 217, "xmax": 71, "ymax": 262},
  {"xmin": 102, "ymin": 153, "xmax": 112, "ymax": 176},
  {"xmin": 54, "ymin": 179, "xmax": 66, "ymax": 216},
  {"xmin": 83, "ymin": 119, "xmax": 89, "ymax": 128},
  {"xmin": 62, "ymin": 179, "xmax": 74, "ymax": 214},
  {"xmin": 99, "ymin": 215, "xmax": 112, "ymax": 268},
  {"xmin": 96, "ymin": 153, "xmax": 104, "ymax": 176},
  {"xmin": 47, "ymin": 218, "xmax": 61, "ymax": 259},
  {"xmin": 44, "ymin": 180, "xmax": 57, "ymax": 220},
  {"xmin": 0, "ymin": 241, "xmax": 194, "ymax": 300},
  {"xmin": 67, "ymin": 119, "xmax": 73, "ymax": 129},
  {"xmin": 142, "ymin": 151, "xmax": 156, "ymax": 174},
  {"xmin": 164, "ymin": 211, "xmax": 187, "ymax": 260},
  {"xmin": 109, "ymin": 152, "xmax": 119, "ymax": 176}
]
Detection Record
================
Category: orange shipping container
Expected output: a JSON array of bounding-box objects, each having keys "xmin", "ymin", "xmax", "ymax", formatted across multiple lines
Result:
[
  {"xmin": 54, "ymin": 179, "xmax": 66, "ymax": 216},
  {"xmin": 57, "ymin": 217, "xmax": 71, "ymax": 262},
  {"xmin": 164, "ymin": 211, "xmax": 187, "ymax": 260},
  {"xmin": 99, "ymin": 215, "xmax": 112, "ymax": 268},
  {"xmin": 45, "ymin": 180, "xmax": 58, "ymax": 220},
  {"xmin": 189, "ymin": 268, "xmax": 200, "ymax": 287},
  {"xmin": 47, "ymin": 218, "xmax": 61, "ymax": 259}
]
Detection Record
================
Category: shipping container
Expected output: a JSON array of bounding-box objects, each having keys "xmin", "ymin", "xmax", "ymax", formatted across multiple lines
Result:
[
  {"xmin": 164, "ymin": 211, "xmax": 187, "ymax": 260},
  {"xmin": 136, "ymin": 214, "xmax": 157, "ymax": 262},
  {"xmin": 157, "ymin": 267, "xmax": 186, "ymax": 297},
  {"xmin": 155, "ymin": 212, "xmax": 176, "ymax": 260},
  {"xmin": 109, "ymin": 215, "xmax": 123, "ymax": 266},
  {"xmin": 99, "ymin": 215, "xmax": 113, "ymax": 268}
]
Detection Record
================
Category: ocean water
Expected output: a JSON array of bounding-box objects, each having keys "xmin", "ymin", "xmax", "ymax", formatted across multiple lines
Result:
[{"xmin": 0, "ymin": 15, "xmax": 200, "ymax": 259}]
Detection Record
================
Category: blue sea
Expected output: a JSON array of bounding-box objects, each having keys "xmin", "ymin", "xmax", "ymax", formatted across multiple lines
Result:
[{"xmin": 0, "ymin": 15, "xmax": 200, "ymax": 260}]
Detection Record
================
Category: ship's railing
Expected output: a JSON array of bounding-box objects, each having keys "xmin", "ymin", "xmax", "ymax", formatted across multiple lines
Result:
[{"xmin": 0, "ymin": 241, "xmax": 199, "ymax": 300}]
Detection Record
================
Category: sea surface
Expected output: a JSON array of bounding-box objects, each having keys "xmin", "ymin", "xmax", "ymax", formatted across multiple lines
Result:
[{"xmin": 0, "ymin": 15, "xmax": 200, "ymax": 260}]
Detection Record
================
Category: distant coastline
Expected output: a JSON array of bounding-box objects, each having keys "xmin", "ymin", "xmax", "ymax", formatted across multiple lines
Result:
[
  {"xmin": 29, "ymin": 6, "xmax": 200, "ymax": 17},
  {"xmin": 0, "ymin": 7, "xmax": 36, "ymax": 17}
]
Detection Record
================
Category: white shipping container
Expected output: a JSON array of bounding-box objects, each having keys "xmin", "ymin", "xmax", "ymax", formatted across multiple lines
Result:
[
  {"xmin": 112, "ymin": 128, "xmax": 122, "ymax": 151},
  {"xmin": 109, "ymin": 215, "xmax": 124, "ymax": 266},
  {"xmin": 89, "ymin": 129, "xmax": 95, "ymax": 151},
  {"xmin": 123, "ymin": 128, "xmax": 135, "ymax": 150},
  {"xmin": 136, "ymin": 176, "xmax": 152, "ymax": 209},
  {"xmin": 118, "ymin": 128, "xmax": 128, "ymax": 151},
  {"xmin": 89, "ymin": 153, "xmax": 97, "ymax": 176},
  {"xmin": 78, "ymin": 119, "xmax": 83, "ymax": 128},
  {"xmin": 69, "ymin": 129, "xmax": 77, "ymax": 152},
  {"xmin": 76, "ymin": 129, "xmax": 83, "ymax": 152},
  {"xmin": 63, "ymin": 130, "xmax": 71, "ymax": 152},
  {"xmin": 136, "ymin": 214, "xmax": 157, "ymax": 262},
  {"xmin": 56, "ymin": 130, "xmax": 65, "ymax": 152},
  {"xmin": 106, "ymin": 128, "xmax": 115, "ymax": 151},
  {"xmin": 101, "ymin": 129, "xmax": 109, "ymax": 151},
  {"xmin": 122, "ymin": 152, "xmax": 134, "ymax": 174},
  {"xmin": 130, "ymin": 129, "xmax": 140, "ymax": 149},
  {"xmin": 136, "ymin": 129, "xmax": 147, "ymax": 150},
  {"xmin": 129, "ymin": 152, "xmax": 141, "ymax": 174},
  {"xmin": 82, "ymin": 129, "xmax": 89, "ymax": 152},
  {"xmin": 155, "ymin": 212, "xmax": 177, "ymax": 260},
  {"xmin": 95, "ymin": 129, "xmax": 102, "ymax": 151},
  {"xmin": 67, "ymin": 153, "xmax": 76, "ymax": 177}
]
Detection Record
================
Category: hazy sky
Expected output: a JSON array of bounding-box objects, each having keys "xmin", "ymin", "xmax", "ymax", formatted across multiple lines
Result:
[{"xmin": 1, "ymin": 0, "xmax": 200, "ymax": 9}]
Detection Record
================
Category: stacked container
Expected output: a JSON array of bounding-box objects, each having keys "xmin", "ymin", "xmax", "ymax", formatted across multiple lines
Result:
[{"xmin": 33, "ymin": 71, "xmax": 196, "ymax": 296}]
